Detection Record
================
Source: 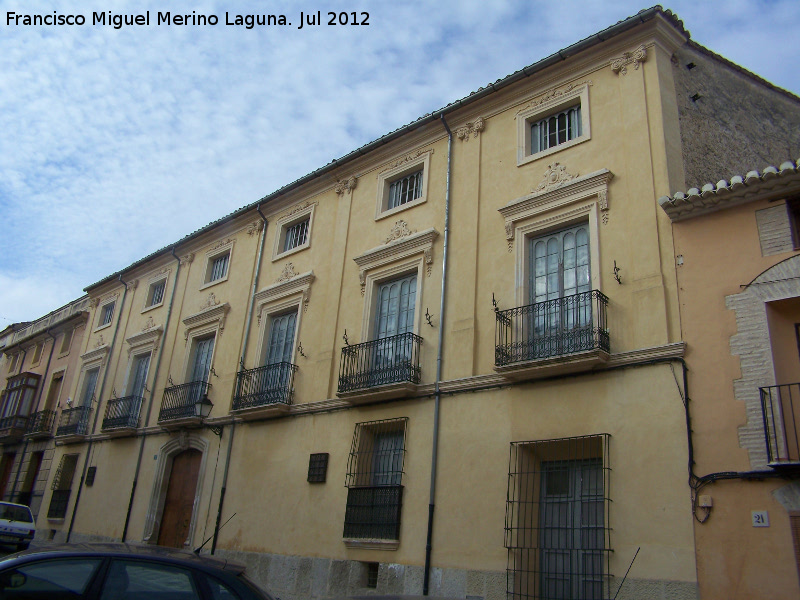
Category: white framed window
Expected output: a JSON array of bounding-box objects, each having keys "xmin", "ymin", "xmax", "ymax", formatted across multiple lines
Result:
[
  {"xmin": 273, "ymin": 203, "xmax": 315, "ymax": 260},
  {"xmin": 96, "ymin": 301, "xmax": 115, "ymax": 330},
  {"xmin": 375, "ymin": 150, "xmax": 433, "ymax": 220},
  {"xmin": 201, "ymin": 240, "xmax": 235, "ymax": 289},
  {"xmin": 145, "ymin": 278, "xmax": 167, "ymax": 309},
  {"xmin": 516, "ymin": 84, "xmax": 590, "ymax": 167}
]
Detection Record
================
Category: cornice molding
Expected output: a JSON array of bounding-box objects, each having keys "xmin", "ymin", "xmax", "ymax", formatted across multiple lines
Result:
[
  {"xmin": 353, "ymin": 228, "xmax": 439, "ymax": 292},
  {"xmin": 182, "ymin": 298, "xmax": 230, "ymax": 340},
  {"xmin": 254, "ymin": 271, "xmax": 315, "ymax": 313}
]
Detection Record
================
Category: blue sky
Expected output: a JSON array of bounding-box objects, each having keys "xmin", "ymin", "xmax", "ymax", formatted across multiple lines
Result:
[{"xmin": 1, "ymin": 0, "xmax": 798, "ymax": 324}]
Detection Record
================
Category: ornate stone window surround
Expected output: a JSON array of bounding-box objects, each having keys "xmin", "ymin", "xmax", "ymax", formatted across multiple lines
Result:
[
  {"xmin": 141, "ymin": 270, "xmax": 170, "ymax": 314},
  {"xmin": 516, "ymin": 83, "xmax": 591, "ymax": 167},
  {"xmin": 499, "ymin": 169, "xmax": 612, "ymax": 308},
  {"xmin": 375, "ymin": 149, "xmax": 433, "ymax": 221},
  {"xmin": 200, "ymin": 239, "xmax": 235, "ymax": 291},
  {"xmin": 252, "ymin": 271, "xmax": 314, "ymax": 366},
  {"xmin": 120, "ymin": 324, "xmax": 163, "ymax": 396},
  {"xmin": 272, "ymin": 202, "xmax": 316, "ymax": 261},
  {"xmin": 142, "ymin": 434, "xmax": 210, "ymax": 548},
  {"xmin": 74, "ymin": 344, "xmax": 110, "ymax": 406},
  {"xmin": 353, "ymin": 229, "xmax": 438, "ymax": 341},
  {"xmin": 94, "ymin": 296, "xmax": 118, "ymax": 333},
  {"xmin": 180, "ymin": 299, "xmax": 229, "ymax": 383}
]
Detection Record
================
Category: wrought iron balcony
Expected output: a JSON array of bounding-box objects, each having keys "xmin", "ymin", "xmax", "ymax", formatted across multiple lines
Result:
[
  {"xmin": 495, "ymin": 290, "xmax": 609, "ymax": 375},
  {"xmin": 159, "ymin": 381, "xmax": 210, "ymax": 422},
  {"xmin": 25, "ymin": 410, "xmax": 56, "ymax": 439},
  {"xmin": 56, "ymin": 406, "xmax": 92, "ymax": 438},
  {"xmin": 760, "ymin": 383, "xmax": 800, "ymax": 466},
  {"xmin": 338, "ymin": 332, "xmax": 422, "ymax": 397},
  {"xmin": 103, "ymin": 395, "xmax": 143, "ymax": 431},
  {"xmin": 232, "ymin": 362, "xmax": 298, "ymax": 412},
  {"xmin": 0, "ymin": 414, "xmax": 29, "ymax": 443}
]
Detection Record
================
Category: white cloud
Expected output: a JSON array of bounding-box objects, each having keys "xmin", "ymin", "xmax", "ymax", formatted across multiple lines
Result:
[{"xmin": 0, "ymin": 0, "xmax": 798, "ymax": 324}]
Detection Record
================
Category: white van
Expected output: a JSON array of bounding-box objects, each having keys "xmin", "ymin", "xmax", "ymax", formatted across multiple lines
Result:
[{"xmin": 0, "ymin": 502, "xmax": 35, "ymax": 551}]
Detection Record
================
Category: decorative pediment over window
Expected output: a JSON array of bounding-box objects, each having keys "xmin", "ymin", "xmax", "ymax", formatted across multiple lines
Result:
[
  {"xmin": 499, "ymin": 168, "xmax": 613, "ymax": 252},
  {"xmin": 126, "ymin": 323, "xmax": 164, "ymax": 356},
  {"xmin": 353, "ymin": 228, "xmax": 439, "ymax": 295},
  {"xmin": 80, "ymin": 343, "xmax": 110, "ymax": 368},
  {"xmin": 182, "ymin": 298, "xmax": 231, "ymax": 341},
  {"xmin": 254, "ymin": 270, "xmax": 315, "ymax": 317}
]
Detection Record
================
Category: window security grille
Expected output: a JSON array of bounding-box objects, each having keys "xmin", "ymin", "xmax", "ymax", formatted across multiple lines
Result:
[
  {"xmin": 388, "ymin": 170, "xmax": 423, "ymax": 209},
  {"xmin": 505, "ymin": 434, "xmax": 611, "ymax": 600},
  {"xmin": 100, "ymin": 302, "xmax": 115, "ymax": 326},
  {"xmin": 85, "ymin": 466, "xmax": 97, "ymax": 486},
  {"xmin": 283, "ymin": 219, "xmax": 309, "ymax": 252},
  {"xmin": 531, "ymin": 105, "xmax": 582, "ymax": 154},
  {"xmin": 308, "ymin": 453, "xmax": 329, "ymax": 483},
  {"xmin": 149, "ymin": 280, "xmax": 165, "ymax": 306},
  {"xmin": 367, "ymin": 563, "xmax": 379, "ymax": 588},
  {"xmin": 209, "ymin": 253, "xmax": 229, "ymax": 282},
  {"xmin": 343, "ymin": 418, "xmax": 407, "ymax": 540},
  {"xmin": 48, "ymin": 453, "xmax": 79, "ymax": 519}
]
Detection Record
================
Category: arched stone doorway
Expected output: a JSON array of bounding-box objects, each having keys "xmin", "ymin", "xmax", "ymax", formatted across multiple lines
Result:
[{"xmin": 143, "ymin": 433, "xmax": 208, "ymax": 549}]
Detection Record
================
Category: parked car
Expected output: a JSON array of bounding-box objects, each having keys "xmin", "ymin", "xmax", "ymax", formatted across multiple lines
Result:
[
  {"xmin": 0, "ymin": 501, "xmax": 35, "ymax": 552},
  {"xmin": 0, "ymin": 542, "xmax": 276, "ymax": 599}
]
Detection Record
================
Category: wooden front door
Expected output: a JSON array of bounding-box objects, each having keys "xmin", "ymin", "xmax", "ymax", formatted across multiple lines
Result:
[
  {"xmin": 0, "ymin": 453, "xmax": 16, "ymax": 500},
  {"xmin": 157, "ymin": 449, "xmax": 201, "ymax": 548}
]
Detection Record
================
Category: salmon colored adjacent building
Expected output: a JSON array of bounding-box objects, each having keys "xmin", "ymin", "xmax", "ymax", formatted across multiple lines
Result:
[{"xmin": 2, "ymin": 7, "xmax": 799, "ymax": 600}]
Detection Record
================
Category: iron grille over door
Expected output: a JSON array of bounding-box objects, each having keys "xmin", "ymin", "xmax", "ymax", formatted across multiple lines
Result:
[{"xmin": 506, "ymin": 435, "xmax": 611, "ymax": 600}]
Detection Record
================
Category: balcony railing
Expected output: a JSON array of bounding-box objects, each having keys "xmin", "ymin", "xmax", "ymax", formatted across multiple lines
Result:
[
  {"xmin": 159, "ymin": 381, "xmax": 210, "ymax": 422},
  {"xmin": 25, "ymin": 410, "xmax": 56, "ymax": 438},
  {"xmin": 338, "ymin": 332, "xmax": 422, "ymax": 394},
  {"xmin": 760, "ymin": 383, "xmax": 800, "ymax": 465},
  {"xmin": 495, "ymin": 290, "xmax": 609, "ymax": 366},
  {"xmin": 56, "ymin": 406, "xmax": 92, "ymax": 437},
  {"xmin": 233, "ymin": 362, "xmax": 298, "ymax": 411},
  {"xmin": 103, "ymin": 395, "xmax": 143, "ymax": 430}
]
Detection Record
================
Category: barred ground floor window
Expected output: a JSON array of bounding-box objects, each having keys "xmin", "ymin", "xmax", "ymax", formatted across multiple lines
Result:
[{"xmin": 505, "ymin": 434, "xmax": 611, "ymax": 600}]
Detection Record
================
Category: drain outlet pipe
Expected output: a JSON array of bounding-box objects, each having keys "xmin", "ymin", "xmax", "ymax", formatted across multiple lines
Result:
[
  {"xmin": 210, "ymin": 206, "xmax": 268, "ymax": 554},
  {"xmin": 121, "ymin": 246, "xmax": 182, "ymax": 542},
  {"xmin": 423, "ymin": 115, "xmax": 453, "ymax": 595}
]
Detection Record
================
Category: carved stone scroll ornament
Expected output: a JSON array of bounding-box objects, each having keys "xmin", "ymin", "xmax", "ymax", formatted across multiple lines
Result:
[
  {"xmin": 599, "ymin": 190, "xmax": 610, "ymax": 224},
  {"xmin": 383, "ymin": 148, "xmax": 433, "ymax": 172},
  {"xmin": 126, "ymin": 279, "xmax": 139, "ymax": 291},
  {"xmin": 505, "ymin": 221, "xmax": 514, "ymax": 253},
  {"xmin": 515, "ymin": 82, "xmax": 592, "ymax": 117},
  {"xmin": 247, "ymin": 220, "xmax": 264, "ymax": 236},
  {"xmin": 89, "ymin": 298, "xmax": 100, "ymax": 309},
  {"xmin": 535, "ymin": 163, "xmax": 578, "ymax": 194},
  {"xmin": 385, "ymin": 220, "xmax": 417, "ymax": 244},
  {"xmin": 611, "ymin": 44, "xmax": 647, "ymax": 76},
  {"xmin": 143, "ymin": 316, "xmax": 156, "ymax": 331},
  {"xmin": 276, "ymin": 262, "xmax": 300, "ymax": 283},
  {"xmin": 359, "ymin": 270, "xmax": 367, "ymax": 296},
  {"xmin": 180, "ymin": 253, "xmax": 194, "ymax": 265},
  {"xmin": 200, "ymin": 292, "xmax": 221, "ymax": 311},
  {"xmin": 424, "ymin": 248, "xmax": 433, "ymax": 276},
  {"xmin": 455, "ymin": 117, "xmax": 485, "ymax": 142},
  {"xmin": 94, "ymin": 334, "xmax": 105, "ymax": 349},
  {"xmin": 334, "ymin": 175, "xmax": 358, "ymax": 195}
]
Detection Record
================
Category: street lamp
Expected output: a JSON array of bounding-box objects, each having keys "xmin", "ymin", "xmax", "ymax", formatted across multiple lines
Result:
[
  {"xmin": 194, "ymin": 394, "xmax": 214, "ymax": 418},
  {"xmin": 194, "ymin": 394, "xmax": 222, "ymax": 437}
]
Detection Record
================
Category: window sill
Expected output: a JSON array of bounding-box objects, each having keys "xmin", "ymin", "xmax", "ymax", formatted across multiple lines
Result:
[
  {"xmin": 343, "ymin": 538, "xmax": 399, "ymax": 551},
  {"xmin": 273, "ymin": 243, "xmax": 310, "ymax": 262},
  {"xmin": 376, "ymin": 195, "xmax": 427, "ymax": 221},
  {"xmin": 199, "ymin": 277, "xmax": 228, "ymax": 292},
  {"xmin": 46, "ymin": 517, "xmax": 65, "ymax": 524},
  {"xmin": 518, "ymin": 135, "xmax": 588, "ymax": 167},
  {"xmin": 93, "ymin": 322, "xmax": 112, "ymax": 334},
  {"xmin": 141, "ymin": 302, "xmax": 165, "ymax": 314}
]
